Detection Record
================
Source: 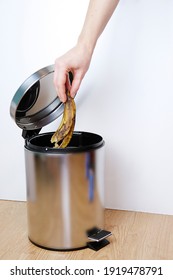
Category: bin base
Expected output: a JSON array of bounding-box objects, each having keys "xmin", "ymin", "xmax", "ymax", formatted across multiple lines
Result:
[
  {"xmin": 28, "ymin": 237, "xmax": 110, "ymax": 252},
  {"xmin": 28, "ymin": 238, "xmax": 87, "ymax": 252}
]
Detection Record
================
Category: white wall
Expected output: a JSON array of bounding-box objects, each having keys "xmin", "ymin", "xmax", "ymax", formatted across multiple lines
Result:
[{"xmin": 1, "ymin": 0, "xmax": 173, "ymax": 215}]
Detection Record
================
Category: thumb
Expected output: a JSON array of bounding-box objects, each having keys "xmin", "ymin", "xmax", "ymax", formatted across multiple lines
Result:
[
  {"xmin": 65, "ymin": 73, "xmax": 72, "ymax": 92},
  {"xmin": 70, "ymin": 72, "xmax": 83, "ymax": 98}
]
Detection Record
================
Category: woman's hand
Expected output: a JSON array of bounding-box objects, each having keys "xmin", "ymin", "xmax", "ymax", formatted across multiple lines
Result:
[{"xmin": 54, "ymin": 44, "xmax": 93, "ymax": 102}]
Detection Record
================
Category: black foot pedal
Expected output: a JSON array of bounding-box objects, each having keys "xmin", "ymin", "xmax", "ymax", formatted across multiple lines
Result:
[
  {"xmin": 87, "ymin": 239, "xmax": 110, "ymax": 251},
  {"xmin": 87, "ymin": 227, "xmax": 112, "ymax": 251}
]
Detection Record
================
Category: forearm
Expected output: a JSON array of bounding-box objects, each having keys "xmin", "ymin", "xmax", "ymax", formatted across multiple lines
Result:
[
  {"xmin": 54, "ymin": 0, "xmax": 120, "ymax": 101},
  {"xmin": 78, "ymin": 0, "xmax": 120, "ymax": 54}
]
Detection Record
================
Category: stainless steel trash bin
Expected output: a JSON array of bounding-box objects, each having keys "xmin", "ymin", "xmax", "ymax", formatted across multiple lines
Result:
[{"xmin": 10, "ymin": 65, "xmax": 111, "ymax": 250}]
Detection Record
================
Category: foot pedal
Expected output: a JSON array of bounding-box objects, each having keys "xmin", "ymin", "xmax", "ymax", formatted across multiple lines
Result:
[
  {"xmin": 87, "ymin": 239, "xmax": 110, "ymax": 251},
  {"xmin": 87, "ymin": 227, "xmax": 112, "ymax": 251},
  {"xmin": 88, "ymin": 229, "xmax": 112, "ymax": 242}
]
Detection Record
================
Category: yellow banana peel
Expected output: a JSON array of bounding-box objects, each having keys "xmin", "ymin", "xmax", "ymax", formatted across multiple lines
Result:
[{"xmin": 51, "ymin": 91, "xmax": 76, "ymax": 148}]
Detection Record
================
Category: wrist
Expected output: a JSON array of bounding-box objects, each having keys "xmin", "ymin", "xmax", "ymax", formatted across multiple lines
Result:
[{"xmin": 77, "ymin": 34, "xmax": 96, "ymax": 57}]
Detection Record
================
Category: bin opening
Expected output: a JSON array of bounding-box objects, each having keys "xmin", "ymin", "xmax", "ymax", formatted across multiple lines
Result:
[{"xmin": 25, "ymin": 131, "xmax": 104, "ymax": 153}]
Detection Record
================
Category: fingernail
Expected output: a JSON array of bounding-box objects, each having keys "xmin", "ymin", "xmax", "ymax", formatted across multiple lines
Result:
[
  {"xmin": 70, "ymin": 92, "xmax": 75, "ymax": 98},
  {"xmin": 62, "ymin": 97, "xmax": 67, "ymax": 103}
]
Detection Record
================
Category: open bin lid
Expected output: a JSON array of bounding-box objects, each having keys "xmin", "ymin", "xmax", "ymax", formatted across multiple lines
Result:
[{"xmin": 10, "ymin": 64, "xmax": 64, "ymax": 131}]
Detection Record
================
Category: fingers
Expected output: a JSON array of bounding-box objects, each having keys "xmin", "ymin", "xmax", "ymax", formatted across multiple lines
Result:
[{"xmin": 54, "ymin": 64, "xmax": 83, "ymax": 102}]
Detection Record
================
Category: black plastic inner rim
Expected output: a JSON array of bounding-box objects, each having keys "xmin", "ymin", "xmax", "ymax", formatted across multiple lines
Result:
[{"xmin": 25, "ymin": 131, "xmax": 104, "ymax": 153}]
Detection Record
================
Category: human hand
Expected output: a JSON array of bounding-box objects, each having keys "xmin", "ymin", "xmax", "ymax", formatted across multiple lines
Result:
[{"xmin": 54, "ymin": 44, "xmax": 93, "ymax": 102}]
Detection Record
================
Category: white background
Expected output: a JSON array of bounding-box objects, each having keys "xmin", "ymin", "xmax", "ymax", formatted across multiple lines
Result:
[{"xmin": 1, "ymin": 0, "xmax": 173, "ymax": 215}]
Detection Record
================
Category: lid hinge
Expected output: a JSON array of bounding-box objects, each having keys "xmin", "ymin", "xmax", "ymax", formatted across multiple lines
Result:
[{"xmin": 22, "ymin": 128, "xmax": 41, "ymax": 140}]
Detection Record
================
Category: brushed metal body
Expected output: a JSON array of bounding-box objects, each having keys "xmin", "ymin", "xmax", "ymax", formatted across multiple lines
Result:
[{"xmin": 25, "ymin": 133, "xmax": 105, "ymax": 250}]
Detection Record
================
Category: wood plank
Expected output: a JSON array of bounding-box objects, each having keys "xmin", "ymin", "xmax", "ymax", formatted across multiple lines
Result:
[{"xmin": 0, "ymin": 200, "xmax": 173, "ymax": 259}]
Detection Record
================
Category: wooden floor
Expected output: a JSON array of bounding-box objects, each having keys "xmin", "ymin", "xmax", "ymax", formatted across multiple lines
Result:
[{"xmin": 0, "ymin": 200, "xmax": 173, "ymax": 260}]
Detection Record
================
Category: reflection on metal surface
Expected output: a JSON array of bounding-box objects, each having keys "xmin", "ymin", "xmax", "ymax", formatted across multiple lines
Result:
[{"xmin": 61, "ymin": 157, "xmax": 71, "ymax": 248}]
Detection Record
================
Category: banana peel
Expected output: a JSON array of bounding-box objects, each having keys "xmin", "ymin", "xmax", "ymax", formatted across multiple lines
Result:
[{"xmin": 51, "ymin": 90, "xmax": 76, "ymax": 148}]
